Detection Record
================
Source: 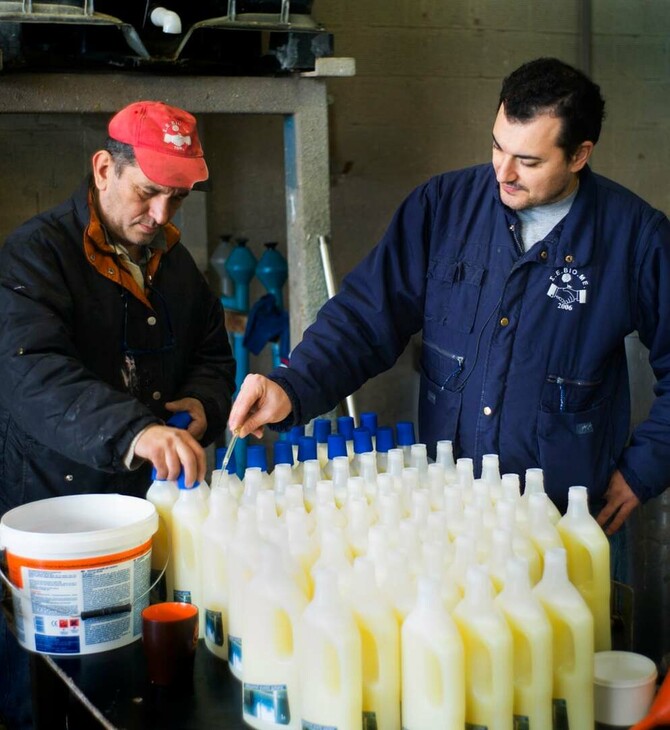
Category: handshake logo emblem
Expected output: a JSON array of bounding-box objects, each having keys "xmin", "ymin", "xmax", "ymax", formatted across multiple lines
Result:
[{"xmin": 547, "ymin": 267, "xmax": 589, "ymax": 311}]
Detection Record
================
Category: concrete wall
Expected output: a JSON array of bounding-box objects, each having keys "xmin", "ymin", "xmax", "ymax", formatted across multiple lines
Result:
[{"xmin": 0, "ymin": 0, "xmax": 668, "ymax": 436}]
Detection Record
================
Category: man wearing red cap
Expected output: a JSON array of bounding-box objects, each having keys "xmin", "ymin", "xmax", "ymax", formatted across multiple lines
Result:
[{"xmin": 0, "ymin": 101, "xmax": 236, "ymax": 729}]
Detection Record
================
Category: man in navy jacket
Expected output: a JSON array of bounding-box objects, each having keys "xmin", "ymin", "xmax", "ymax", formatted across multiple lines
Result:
[{"xmin": 230, "ymin": 57, "xmax": 670, "ymax": 536}]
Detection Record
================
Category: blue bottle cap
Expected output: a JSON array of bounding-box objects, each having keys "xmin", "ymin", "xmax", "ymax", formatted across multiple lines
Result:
[
  {"xmin": 312, "ymin": 418, "xmax": 332, "ymax": 444},
  {"xmin": 273, "ymin": 440, "xmax": 294, "ymax": 466},
  {"xmin": 288, "ymin": 425, "xmax": 306, "ymax": 446},
  {"xmin": 166, "ymin": 411, "xmax": 193, "ymax": 430},
  {"xmin": 359, "ymin": 412, "xmax": 378, "ymax": 437},
  {"xmin": 297, "ymin": 435, "xmax": 317, "ymax": 463},
  {"xmin": 396, "ymin": 420, "xmax": 416, "ymax": 446},
  {"xmin": 224, "ymin": 450, "xmax": 237, "ymax": 475},
  {"xmin": 375, "ymin": 426, "xmax": 395, "ymax": 453},
  {"xmin": 353, "ymin": 427, "xmax": 373, "ymax": 454},
  {"xmin": 177, "ymin": 469, "xmax": 200, "ymax": 490},
  {"xmin": 327, "ymin": 433, "xmax": 347, "ymax": 460},
  {"xmin": 337, "ymin": 416, "xmax": 355, "ymax": 441},
  {"xmin": 246, "ymin": 444, "xmax": 268, "ymax": 472}
]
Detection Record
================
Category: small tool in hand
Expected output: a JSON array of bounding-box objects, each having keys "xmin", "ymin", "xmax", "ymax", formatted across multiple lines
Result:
[{"xmin": 221, "ymin": 429, "xmax": 240, "ymax": 473}]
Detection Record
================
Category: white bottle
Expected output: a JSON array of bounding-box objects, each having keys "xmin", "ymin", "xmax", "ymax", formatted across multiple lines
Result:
[
  {"xmin": 171, "ymin": 477, "xmax": 209, "ymax": 637},
  {"xmin": 242, "ymin": 543, "xmax": 308, "ymax": 730},
  {"xmin": 350, "ymin": 558, "xmax": 401, "ymax": 730},
  {"xmin": 299, "ymin": 568, "xmax": 362, "ymax": 729},
  {"xmin": 452, "ymin": 566, "xmax": 514, "ymax": 730},
  {"xmin": 436, "ymin": 440, "xmax": 457, "ymax": 484},
  {"xmin": 495, "ymin": 557, "xmax": 553, "ymax": 729},
  {"xmin": 227, "ymin": 505, "xmax": 262, "ymax": 680},
  {"xmin": 533, "ymin": 547, "xmax": 594, "ymax": 730},
  {"xmin": 145, "ymin": 471, "xmax": 178, "ymax": 603},
  {"xmin": 523, "ymin": 467, "xmax": 561, "ymax": 524},
  {"xmin": 527, "ymin": 492, "xmax": 564, "ymax": 571},
  {"xmin": 481, "ymin": 453, "xmax": 503, "ymax": 503},
  {"xmin": 409, "ymin": 443, "xmax": 429, "ymax": 488},
  {"xmin": 401, "ymin": 577, "xmax": 465, "ymax": 730},
  {"xmin": 456, "ymin": 457, "xmax": 475, "ymax": 504},
  {"xmin": 557, "ymin": 485, "xmax": 611, "ymax": 652},
  {"xmin": 201, "ymin": 485, "xmax": 237, "ymax": 659}
]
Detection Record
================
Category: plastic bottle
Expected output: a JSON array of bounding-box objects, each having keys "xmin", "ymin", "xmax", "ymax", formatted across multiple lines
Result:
[
  {"xmin": 322, "ymin": 433, "xmax": 347, "ymax": 480},
  {"xmin": 436, "ymin": 439, "xmax": 457, "ymax": 484},
  {"xmin": 395, "ymin": 421, "xmax": 415, "ymax": 466},
  {"xmin": 351, "ymin": 427, "xmax": 374, "ymax": 478},
  {"xmin": 456, "ymin": 457, "xmax": 475, "ymax": 504},
  {"xmin": 375, "ymin": 426, "xmax": 395, "ymax": 474},
  {"xmin": 242, "ymin": 543, "xmax": 308, "ymax": 730},
  {"xmin": 347, "ymin": 558, "xmax": 401, "ymax": 730},
  {"xmin": 247, "ymin": 444, "xmax": 273, "ymax": 490},
  {"xmin": 495, "ymin": 557, "xmax": 553, "ymax": 729},
  {"xmin": 215, "ymin": 447, "xmax": 243, "ymax": 500},
  {"xmin": 358, "ymin": 452, "xmax": 379, "ymax": 506},
  {"xmin": 299, "ymin": 567, "xmax": 362, "ymax": 729},
  {"xmin": 241, "ymin": 467, "xmax": 264, "ymax": 508},
  {"xmin": 524, "ymin": 467, "xmax": 561, "ymax": 524},
  {"xmin": 202, "ymin": 485, "xmax": 237, "ymax": 660},
  {"xmin": 409, "ymin": 443, "xmax": 429, "ymax": 488},
  {"xmin": 312, "ymin": 417, "xmax": 332, "ymax": 469},
  {"xmin": 336, "ymin": 415, "xmax": 355, "ymax": 460},
  {"xmin": 273, "ymin": 440, "xmax": 294, "ymax": 468},
  {"xmin": 401, "ymin": 577, "xmax": 465, "ymax": 730},
  {"xmin": 294, "ymin": 436, "xmax": 318, "ymax": 484},
  {"xmin": 145, "ymin": 469, "xmax": 179, "ymax": 603},
  {"xmin": 171, "ymin": 474, "xmax": 209, "ymax": 637},
  {"xmin": 452, "ymin": 566, "xmax": 514, "ymax": 730},
  {"xmin": 481, "ymin": 453, "xmax": 503, "ymax": 503},
  {"xmin": 287, "ymin": 424, "xmax": 305, "ymax": 464},
  {"xmin": 557, "ymin": 485, "xmax": 611, "ymax": 652},
  {"xmin": 227, "ymin": 505, "xmax": 262, "ymax": 680},
  {"xmin": 533, "ymin": 547, "xmax": 594, "ymax": 730},
  {"xmin": 496, "ymin": 499, "xmax": 542, "ymax": 585},
  {"xmin": 527, "ymin": 492, "xmax": 564, "ymax": 571},
  {"xmin": 330, "ymin": 456, "xmax": 350, "ymax": 509}
]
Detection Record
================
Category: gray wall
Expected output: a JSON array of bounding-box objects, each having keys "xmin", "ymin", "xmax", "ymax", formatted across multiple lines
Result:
[{"xmin": 0, "ymin": 0, "xmax": 668, "ymax": 435}]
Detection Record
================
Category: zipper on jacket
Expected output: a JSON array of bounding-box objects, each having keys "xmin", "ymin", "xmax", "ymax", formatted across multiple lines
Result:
[
  {"xmin": 425, "ymin": 342, "xmax": 465, "ymax": 390},
  {"xmin": 509, "ymin": 223, "xmax": 523, "ymax": 255},
  {"xmin": 546, "ymin": 374, "xmax": 603, "ymax": 413}
]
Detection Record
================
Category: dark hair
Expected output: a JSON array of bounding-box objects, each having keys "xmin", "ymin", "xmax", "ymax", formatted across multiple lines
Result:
[
  {"xmin": 104, "ymin": 137, "xmax": 137, "ymax": 177},
  {"xmin": 498, "ymin": 58, "xmax": 606, "ymax": 157}
]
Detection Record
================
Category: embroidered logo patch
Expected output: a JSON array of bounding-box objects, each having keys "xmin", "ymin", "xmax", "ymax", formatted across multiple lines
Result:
[
  {"xmin": 547, "ymin": 267, "xmax": 589, "ymax": 311},
  {"xmin": 575, "ymin": 421, "xmax": 594, "ymax": 435},
  {"xmin": 163, "ymin": 121, "xmax": 192, "ymax": 150}
]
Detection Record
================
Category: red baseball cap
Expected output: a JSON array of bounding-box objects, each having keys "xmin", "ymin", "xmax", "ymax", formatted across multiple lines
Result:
[{"xmin": 108, "ymin": 101, "xmax": 208, "ymax": 189}]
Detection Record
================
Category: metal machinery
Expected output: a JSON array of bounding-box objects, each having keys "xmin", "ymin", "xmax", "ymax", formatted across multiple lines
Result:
[{"xmin": 0, "ymin": 0, "xmax": 333, "ymax": 73}]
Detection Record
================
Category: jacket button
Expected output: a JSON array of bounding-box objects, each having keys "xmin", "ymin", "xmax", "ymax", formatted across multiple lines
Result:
[
  {"xmin": 65, "ymin": 474, "xmax": 74, "ymax": 482},
  {"xmin": 17, "ymin": 347, "xmax": 24, "ymax": 355},
  {"xmin": 152, "ymin": 391, "xmax": 161, "ymax": 400},
  {"xmin": 108, "ymin": 267, "xmax": 115, "ymax": 275},
  {"xmin": 483, "ymin": 406, "xmax": 493, "ymax": 416},
  {"xmin": 565, "ymin": 254, "xmax": 574, "ymax": 263},
  {"xmin": 499, "ymin": 317, "xmax": 509, "ymax": 327},
  {"xmin": 147, "ymin": 316, "xmax": 157, "ymax": 326},
  {"xmin": 540, "ymin": 250, "xmax": 548, "ymax": 260}
]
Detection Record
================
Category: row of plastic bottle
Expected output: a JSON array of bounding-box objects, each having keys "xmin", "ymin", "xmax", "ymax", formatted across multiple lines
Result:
[{"xmin": 144, "ymin": 425, "xmax": 611, "ymax": 730}]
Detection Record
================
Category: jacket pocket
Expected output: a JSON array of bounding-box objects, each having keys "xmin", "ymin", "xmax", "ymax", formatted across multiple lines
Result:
[
  {"xmin": 418, "ymin": 342, "xmax": 464, "ymax": 457},
  {"xmin": 425, "ymin": 258, "xmax": 485, "ymax": 334},
  {"xmin": 537, "ymin": 399, "xmax": 612, "ymax": 513}
]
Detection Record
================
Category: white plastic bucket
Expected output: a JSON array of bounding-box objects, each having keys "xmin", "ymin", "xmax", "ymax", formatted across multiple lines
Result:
[
  {"xmin": 0, "ymin": 494, "xmax": 158, "ymax": 656},
  {"xmin": 594, "ymin": 650, "xmax": 658, "ymax": 726}
]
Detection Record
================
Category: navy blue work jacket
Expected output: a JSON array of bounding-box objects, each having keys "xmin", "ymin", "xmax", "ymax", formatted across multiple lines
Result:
[{"xmin": 271, "ymin": 164, "xmax": 670, "ymax": 511}]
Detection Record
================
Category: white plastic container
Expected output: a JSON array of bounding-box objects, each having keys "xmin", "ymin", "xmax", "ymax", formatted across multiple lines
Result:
[
  {"xmin": 533, "ymin": 547, "xmax": 594, "ymax": 730},
  {"xmin": 242, "ymin": 543, "xmax": 308, "ymax": 729},
  {"xmin": 171, "ymin": 480, "xmax": 209, "ymax": 637},
  {"xmin": 350, "ymin": 558, "xmax": 401, "ymax": 730},
  {"xmin": 557, "ymin": 485, "xmax": 611, "ymax": 652},
  {"xmin": 299, "ymin": 567, "xmax": 362, "ymax": 729},
  {"xmin": 201, "ymin": 486, "xmax": 237, "ymax": 660},
  {"xmin": 495, "ymin": 557, "xmax": 553, "ymax": 729},
  {"xmin": 145, "ymin": 473, "xmax": 179, "ymax": 603},
  {"xmin": 401, "ymin": 577, "xmax": 465, "ymax": 730},
  {"xmin": 593, "ymin": 650, "xmax": 658, "ymax": 727},
  {"xmin": 452, "ymin": 566, "xmax": 514, "ymax": 730},
  {"xmin": 0, "ymin": 494, "xmax": 157, "ymax": 655}
]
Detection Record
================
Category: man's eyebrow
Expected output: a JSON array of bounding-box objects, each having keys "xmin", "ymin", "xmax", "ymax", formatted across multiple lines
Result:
[{"xmin": 491, "ymin": 133, "xmax": 543, "ymax": 161}]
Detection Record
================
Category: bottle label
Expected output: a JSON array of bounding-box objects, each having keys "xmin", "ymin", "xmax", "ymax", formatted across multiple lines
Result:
[
  {"xmin": 552, "ymin": 699, "xmax": 569, "ymax": 730},
  {"xmin": 205, "ymin": 609, "xmax": 224, "ymax": 646},
  {"xmin": 362, "ymin": 711, "xmax": 377, "ymax": 730},
  {"xmin": 243, "ymin": 682, "xmax": 291, "ymax": 725},
  {"xmin": 513, "ymin": 716, "xmax": 530, "ymax": 730},
  {"xmin": 228, "ymin": 634, "xmax": 243, "ymax": 671},
  {"xmin": 173, "ymin": 589, "xmax": 192, "ymax": 603},
  {"xmin": 302, "ymin": 722, "xmax": 337, "ymax": 730}
]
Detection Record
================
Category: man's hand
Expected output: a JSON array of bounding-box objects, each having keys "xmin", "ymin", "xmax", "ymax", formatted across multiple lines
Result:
[
  {"xmin": 596, "ymin": 469, "xmax": 641, "ymax": 535},
  {"xmin": 165, "ymin": 397, "xmax": 207, "ymax": 440},
  {"xmin": 228, "ymin": 374, "xmax": 292, "ymax": 438},
  {"xmin": 135, "ymin": 424, "xmax": 206, "ymax": 487}
]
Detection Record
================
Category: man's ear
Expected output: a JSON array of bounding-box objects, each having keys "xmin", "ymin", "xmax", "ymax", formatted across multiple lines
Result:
[
  {"xmin": 569, "ymin": 141, "xmax": 594, "ymax": 173},
  {"xmin": 91, "ymin": 150, "xmax": 114, "ymax": 191}
]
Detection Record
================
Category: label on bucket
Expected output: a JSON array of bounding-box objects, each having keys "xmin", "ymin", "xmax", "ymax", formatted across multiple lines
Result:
[{"xmin": 8, "ymin": 541, "xmax": 152, "ymax": 655}]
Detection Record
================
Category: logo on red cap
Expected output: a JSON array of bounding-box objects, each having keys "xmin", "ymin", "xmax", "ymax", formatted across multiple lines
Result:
[{"xmin": 163, "ymin": 121, "xmax": 192, "ymax": 150}]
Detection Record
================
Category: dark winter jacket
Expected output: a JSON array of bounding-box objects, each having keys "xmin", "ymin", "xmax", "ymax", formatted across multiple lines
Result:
[
  {"xmin": 270, "ymin": 164, "xmax": 670, "ymax": 511},
  {"xmin": 0, "ymin": 178, "xmax": 236, "ymax": 514}
]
